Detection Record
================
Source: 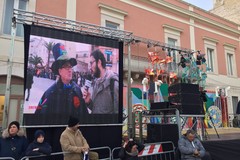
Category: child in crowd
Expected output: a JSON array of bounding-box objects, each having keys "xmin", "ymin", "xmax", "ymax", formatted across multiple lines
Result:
[{"xmin": 26, "ymin": 130, "xmax": 52, "ymax": 160}]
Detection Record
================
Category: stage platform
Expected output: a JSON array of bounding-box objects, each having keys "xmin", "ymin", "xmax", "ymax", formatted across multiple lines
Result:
[
  {"xmin": 196, "ymin": 128, "xmax": 240, "ymax": 160},
  {"xmin": 205, "ymin": 127, "xmax": 240, "ymax": 140}
]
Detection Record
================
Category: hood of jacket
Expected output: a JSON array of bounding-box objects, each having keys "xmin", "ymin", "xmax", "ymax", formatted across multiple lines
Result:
[{"xmin": 2, "ymin": 128, "xmax": 25, "ymax": 138}]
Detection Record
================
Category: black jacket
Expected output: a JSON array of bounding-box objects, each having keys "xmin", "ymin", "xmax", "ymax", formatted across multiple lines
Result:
[
  {"xmin": 26, "ymin": 140, "xmax": 52, "ymax": 160},
  {"xmin": 118, "ymin": 142, "xmax": 145, "ymax": 160},
  {"xmin": 0, "ymin": 129, "xmax": 28, "ymax": 160},
  {"xmin": 34, "ymin": 80, "xmax": 89, "ymax": 124}
]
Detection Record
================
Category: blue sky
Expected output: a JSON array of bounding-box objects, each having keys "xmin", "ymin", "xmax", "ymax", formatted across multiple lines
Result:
[{"xmin": 182, "ymin": 0, "xmax": 213, "ymax": 11}]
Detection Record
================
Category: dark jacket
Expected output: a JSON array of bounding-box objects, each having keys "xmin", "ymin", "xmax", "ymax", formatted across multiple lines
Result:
[
  {"xmin": 0, "ymin": 129, "xmax": 28, "ymax": 160},
  {"xmin": 26, "ymin": 140, "xmax": 52, "ymax": 160},
  {"xmin": 35, "ymin": 80, "xmax": 88, "ymax": 123},
  {"xmin": 118, "ymin": 142, "xmax": 145, "ymax": 160},
  {"xmin": 232, "ymin": 117, "xmax": 239, "ymax": 127},
  {"xmin": 178, "ymin": 135, "xmax": 205, "ymax": 160}
]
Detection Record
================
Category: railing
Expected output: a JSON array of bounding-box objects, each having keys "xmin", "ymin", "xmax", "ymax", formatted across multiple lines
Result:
[
  {"xmin": 20, "ymin": 152, "xmax": 66, "ymax": 160},
  {"xmin": 90, "ymin": 146, "xmax": 112, "ymax": 160},
  {"xmin": 111, "ymin": 146, "xmax": 121, "ymax": 160},
  {"xmin": 112, "ymin": 141, "xmax": 175, "ymax": 160},
  {"xmin": 20, "ymin": 146, "xmax": 112, "ymax": 160},
  {"xmin": 1, "ymin": 142, "xmax": 175, "ymax": 160},
  {"xmin": 133, "ymin": 108, "xmax": 181, "ymax": 142},
  {"xmin": 0, "ymin": 158, "xmax": 15, "ymax": 160}
]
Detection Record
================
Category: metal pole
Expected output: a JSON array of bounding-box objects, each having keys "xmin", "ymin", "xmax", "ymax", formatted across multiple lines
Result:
[
  {"xmin": 2, "ymin": 17, "xmax": 17, "ymax": 129},
  {"xmin": 175, "ymin": 109, "xmax": 182, "ymax": 139},
  {"xmin": 127, "ymin": 43, "xmax": 133, "ymax": 138},
  {"xmin": 139, "ymin": 111, "xmax": 143, "ymax": 143},
  {"xmin": 132, "ymin": 111, "xmax": 135, "ymax": 138}
]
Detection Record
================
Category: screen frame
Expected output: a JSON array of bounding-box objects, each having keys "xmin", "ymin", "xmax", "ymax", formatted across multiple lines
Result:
[{"xmin": 23, "ymin": 24, "xmax": 123, "ymax": 126}]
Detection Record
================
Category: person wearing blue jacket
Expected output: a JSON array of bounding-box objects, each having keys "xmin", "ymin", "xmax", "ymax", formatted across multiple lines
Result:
[
  {"xmin": 0, "ymin": 121, "xmax": 28, "ymax": 159},
  {"xmin": 178, "ymin": 129, "xmax": 206, "ymax": 160},
  {"xmin": 26, "ymin": 130, "xmax": 52, "ymax": 160}
]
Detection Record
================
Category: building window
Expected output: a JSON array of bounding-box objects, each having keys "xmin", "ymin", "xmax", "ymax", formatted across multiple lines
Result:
[
  {"xmin": 2, "ymin": 0, "xmax": 27, "ymax": 37},
  {"xmin": 168, "ymin": 38, "xmax": 177, "ymax": 63},
  {"xmin": 227, "ymin": 53, "xmax": 234, "ymax": 76},
  {"xmin": 224, "ymin": 44, "xmax": 236, "ymax": 77},
  {"xmin": 99, "ymin": 3, "xmax": 127, "ymax": 30},
  {"xmin": 232, "ymin": 96, "xmax": 239, "ymax": 114},
  {"xmin": 207, "ymin": 48, "xmax": 214, "ymax": 72},
  {"xmin": 105, "ymin": 21, "xmax": 119, "ymax": 29},
  {"xmin": 163, "ymin": 25, "xmax": 182, "ymax": 65},
  {"xmin": 204, "ymin": 38, "xmax": 218, "ymax": 74}
]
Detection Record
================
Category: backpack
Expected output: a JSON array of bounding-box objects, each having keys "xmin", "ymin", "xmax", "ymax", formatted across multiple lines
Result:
[{"xmin": 110, "ymin": 77, "xmax": 118, "ymax": 104}]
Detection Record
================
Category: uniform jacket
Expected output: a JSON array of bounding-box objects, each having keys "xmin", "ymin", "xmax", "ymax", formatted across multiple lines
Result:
[
  {"xmin": 0, "ymin": 129, "xmax": 28, "ymax": 160},
  {"xmin": 89, "ymin": 70, "xmax": 119, "ymax": 114},
  {"xmin": 178, "ymin": 135, "xmax": 206, "ymax": 160},
  {"xmin": 25, "ymin": 140, "xmax": 52, "ymax": 160},
  {"xmin": 60, "ymin": 127, "xmax": 89, "ymax": 160},
  {"xmin": 35, "ymin": 80, "xmax": 89, "ymax": 119}
]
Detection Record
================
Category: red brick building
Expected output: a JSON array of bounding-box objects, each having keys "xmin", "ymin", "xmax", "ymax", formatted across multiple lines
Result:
[{"xmin": 0, "ymin": 0, "xmax": 239, "ymax": 126}]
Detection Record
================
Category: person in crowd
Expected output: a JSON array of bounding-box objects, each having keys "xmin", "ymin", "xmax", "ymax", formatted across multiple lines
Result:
[
  {"xmin": 60, "ymin": 116, "xmax": 99, "ymax": 160},
  {"xmin": 35, "ymin": 43, "xmax": 88, "ymax": 118},
  {"xmin": 82, "ymin": 49, "xmax": 119, "ymax": 114},
  {"xmin": 25, "ymin": 129, "xmax": 52, "ymax": 160},
  {"xmin": 148, "ymin": 73, "xmax": 155, "ymax": 104},
  {"xmin": 118, "ymin": 137, "xmax": 145, "ymax": 160},
  {"xmin": 25, "ymin": 68, "xmax": 34, "ymax": 101},
  {"xmin": 232, "ymin": 116, "xmax": 239, "ymax": 128},
  {"xmin": 154, "ymin": 75, "xmax": 162, "ymax": 102},
  {"xmin": 142, "ymin": 75, "xmax": 149, "ymax": 99},
  {"xmin": 178, "ymin": 129, "xmax": 206, "ymax": 160},
  {"xmin": 0, "ymin": 121, "xmax": 28, "ymax": 159}
]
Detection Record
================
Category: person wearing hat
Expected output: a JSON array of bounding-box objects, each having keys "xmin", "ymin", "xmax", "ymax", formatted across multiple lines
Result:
[
  {"xmin": 35, "ymin": 43, "xmax": 89, "ymax": 122},
  {"xmin": 118, "ymin": 137, "xmax": 145, "ymax": 160},
  {"xmin": 60, "ymin": 116, "xmax": 99, "ymax": 160},
  {"xmin": 0, "ymin": 121, "xmax": 28, "ymax": 159},
  {"xmin": 26, "ymin": 130, "xmax": 52, "ymax": 160}
]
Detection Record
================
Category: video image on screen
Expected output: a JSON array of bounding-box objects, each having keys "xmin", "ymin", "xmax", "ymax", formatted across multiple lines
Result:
[{"xmin": 23, "ymin": 25, "xmax": 122, "ymax": 125}]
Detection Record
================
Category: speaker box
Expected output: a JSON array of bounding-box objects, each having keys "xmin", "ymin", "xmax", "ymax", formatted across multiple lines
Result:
[
  {"xmin": 147, "ymin": 124, "xmax": 179, "ymax": 148},
  {"xmin": 168, "ymin": 93, "xmax": 201, "ymax": 105},
  {"xmin": 169, "ymin": 104, "xmax": 204, "ymax": 115},
  {"xmin": 168, "ymin": 83, "xmax": 200, "ymax": 94},
  {"xmin": 150, "ymin": 102, "xmax": 169, "ymax": 110}
]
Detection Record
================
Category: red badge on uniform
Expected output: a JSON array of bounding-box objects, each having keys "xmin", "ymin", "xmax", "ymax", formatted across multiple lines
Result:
[{"xmin": 73, "ymin": 96, "xmax": 80, "ymax": 108}]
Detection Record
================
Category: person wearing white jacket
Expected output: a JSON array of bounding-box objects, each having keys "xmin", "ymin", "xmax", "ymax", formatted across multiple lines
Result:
[{"xmin": 154, "ymin": 78, "xmax": 162, "ymax": 102}]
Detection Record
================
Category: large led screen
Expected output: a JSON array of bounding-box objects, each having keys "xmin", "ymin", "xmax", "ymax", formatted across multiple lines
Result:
[{"xmin": 23, "ymin": 25, "xmax": 123, "ymax": 125}]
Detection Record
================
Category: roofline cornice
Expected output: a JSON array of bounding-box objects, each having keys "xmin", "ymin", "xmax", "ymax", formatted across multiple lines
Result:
[
  {"xmin": 98, "ymin": 3, "xmax": 128, "ymax": 16},
  {"xmin": 146, "ymin": 0, "xmax": 240, "ymax": 35}
]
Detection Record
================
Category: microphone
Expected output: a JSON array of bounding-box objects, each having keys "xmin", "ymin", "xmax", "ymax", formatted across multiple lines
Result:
[
  {"xmin": 82, "ymin": 74, "xmax": 92, "ymax": 100},
  {"xmin": 84, "ymin": 74, "xmax": 92, "ymax": 91}
]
